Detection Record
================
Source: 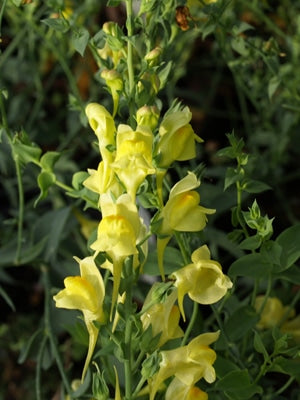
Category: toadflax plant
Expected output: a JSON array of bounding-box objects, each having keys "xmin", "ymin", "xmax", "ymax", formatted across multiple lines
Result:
[
  {"xmin": 1, "ymin": 0, "xmax": 299, "ymax": 399},
  {"xmin": 52, "ymin": 0, "xmax": 233, "ymax": 398}
]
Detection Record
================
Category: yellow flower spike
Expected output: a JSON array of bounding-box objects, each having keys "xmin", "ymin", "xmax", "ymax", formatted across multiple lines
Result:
[
  {"xmin": 101, "ymin": 69, "xmax": 123, "ymax": 117},
  {"xmin": 83, "ymin": 161, "xmax": 123, "ymax": 199},
  {"xmin": 111, "ymin": 125, "xmax": 155, "ymax": 201},
  {"xmin": 141, "ymin": 287, "xmax": 184, "ymax": 347},
  {"xmin": 85, "ymin": 103, "xmax": 116, "ymax": 165},
  {"xmin": 53, "ymin": 257, "xmax": 105, "ymax": 381},
  {"xmin": 172, "ymin": 245, "xmax": 232, "ymax": 321},
  {"xmin": 156, "ymin": 106, "xmax": 203, "ymax": 169},
  {"xmin": 149, "ymin": 331, "xmax": 219, "ymax": 400},
  {"xmin": 166, "ymin": 378, "xmax": 208, "ymax": 400}
]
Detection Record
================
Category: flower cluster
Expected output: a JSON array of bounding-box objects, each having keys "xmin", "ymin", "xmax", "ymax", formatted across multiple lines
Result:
[
  {"xmin": 53, "ymin": 8, "xmax": 232, "ymax": 394},
  {"xmin": 53, "ymin": 99, "xmax": 232, "ymax": 395}
]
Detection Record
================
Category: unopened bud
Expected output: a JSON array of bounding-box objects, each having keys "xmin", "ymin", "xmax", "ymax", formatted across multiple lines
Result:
[
  {"xmin": 136, "ymin": 105, "xmax": 160, "ymax": 130},
  {"xmin": 102, "ymin": 21, "xmax": 118, "ymax": 36},
  {"xmin": 101, "ymin": 69, "xmax": 123, "ymax": 91},
  {"xmin": 145, "ymin": 47, "xmax": 162, "ymax": 66}
]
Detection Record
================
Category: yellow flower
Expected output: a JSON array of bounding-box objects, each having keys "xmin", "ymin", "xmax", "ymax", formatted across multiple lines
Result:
[
  {"xmin": 111, "ymin": 124, "xmax": 155, "ymax": 201},
  {"xmin": 156, "ymin": 107, "xmax": 203, "ymax": 169},
  {"xmin": 156, "ymin": 172, "xmax": 215, "ymax": 278},
  {"xmin": 85, "ymin": 103, "xmax": 116, "ymax": 165},
  {"xmin": 141, "ymin": 286, "xmax": 184, "ymax": 347},
  {"xmin": 281, "ymin": 315, "xmax": 300, "ymax": 344},
  {"xmin": 159, "ymin": 172, "xmax": 215, "ymax": 235},
  {"xmin": 255, "ymin": 296, "xmax": 294, "ymax": 330},
  {"xmin": 166, "ymin": 378, "xmax": 208, "ymax": 400},
  {"xmin": 83, "ymin": 161, "xmax": 123, "ymax": 199},
  {"xmin": 150, "ymin": 331, "xmax": 219, "ymax": 400},
  {"xmin": 53, "ymin": 257, "xmax": 105, "ymax": 381},
  {"xmin": 101, "ymin": 69, "xmax": 123, "ymax": 117},
  {"xmin": 172, "ymin": 245, "xmax": 233, "ymax": 321},
  {"xmin": 91, "ymin": 193, "xmax": 141, "ymax": 313}
]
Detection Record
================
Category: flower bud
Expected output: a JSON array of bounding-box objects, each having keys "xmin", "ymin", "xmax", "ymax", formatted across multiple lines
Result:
[
  {"xmin": 102, "ymin": 21, "xmax": 118, "ymax": 36},
  {"xmin": 136, "ymin": 105, "xmax": 160, "ymax": 130},
  {"xmin": 145, "ymin": 46, "xmax": 162, "ymax": 66},
  {"xmin": 101, "ymin": 69, "xmax": 123, "ymax": 117}
]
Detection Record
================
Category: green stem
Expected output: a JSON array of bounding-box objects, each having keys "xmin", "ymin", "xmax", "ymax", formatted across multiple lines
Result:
[
  {"xmin": 125, "ymin": 0, "xmax": 135, "ymax": 125},
  {"xmin": 42, "ymin": 265, "xmax": 73, "ymax": 397},
  {"xmin": 181, "ymin": 301, "xmax": 198, "ymax": 346},
  {"xmin": 0, "ymin": 0, "xmax": 8, "ymax": 36},
  {"xmin": 35, "ymin": 335, "xmax": 48, "ymax": 400},
  {"xmin": 274, "ymin": 376, "xmax": 295, "ymax": 396},
  {"xmin": 124, "ymin": 285, "xmax": 133, "ymax": 400},
  {"xmin": 174, "ymin": 231, "xmax": 190, "ymax": 265},
  {"xmin": 14, "ymin": 155, "xmax": 24, "ymax": 264}
]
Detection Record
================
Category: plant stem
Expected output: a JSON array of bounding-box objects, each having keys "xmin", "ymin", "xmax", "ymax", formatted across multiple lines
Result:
[
  {"xmin": 35, "ymin": 335, "xmax": 47, "ymax": 400},
  {"xmin": 174, "ymin": 231, "xmax": 190, "ymax": 265},
  {"xmin": 124, "ymin": 284, "xmax": 133, "ymax": 400},
  {"xmin": 125, "ymin": 0, "xmax": 135, "ymax": 126},
  {"xmin": 181, "ymin": 301, "xmax": 198, "ymax": 346},
  {"xmin": 42, "ymin": 265, "xmax": 73, "ymax": 397},
  {"xmin": 14, "ymin": 155, "xmax": 24, "ymax": 264}
]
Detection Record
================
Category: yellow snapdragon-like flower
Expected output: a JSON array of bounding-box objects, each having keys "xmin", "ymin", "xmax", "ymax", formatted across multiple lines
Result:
[
  {"xmin": 149, "ymin": 331, "xmax": 219, "ymax": 400},
  {"xmin": 141, "ymin": 287, "xmax": 184, "ymax": 347},
  {"xmin": 255, "ymin": 296, "xmax": 289, "ymax": 329},
  {"xmin": 85, "ymin": 103, "xmax": 116, "ymax": 165},
  {"xmin": 53, "ymin": 257, "xmax": 105, "ymax": 381},
  {"xmin": 156, "ymin": 172, "xmax": 215, "ymax": 278},
  {"xmin": 172, "ymin": 245, "xmax": 233, "ymax": 321},
  {"xmin": 156, "ymin": 107, "xmax": 203, "ymax": 169},
  {"xmin": 255, "ymin": 295, "xmax": 300, "ymax": 343},
  {"xmin": 91, "ymin": 193, "xmax": 141, "ymax": 313},
  {"xmin": 166, "ymin": 378, "xmax": 208, "ymax": 400},
  {"xmin": 111, "ymin": 124, "xmax": 155, "ymax": 201},
  {"xmin": 83, "ymin": 161, "xmax": 123, "ymax": 199}
]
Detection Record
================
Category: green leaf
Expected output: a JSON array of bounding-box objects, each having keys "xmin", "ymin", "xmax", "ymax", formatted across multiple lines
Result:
[
  {"xmin": 224, "ymin": 167, "xmax": 242, "ymax": 190},
  {"xmin": 0, "ymin": 285, "xmax": 15, "ymax": 311},
  {"xmin": 270, "ymin": 356, "xmax": 300, "ymax": 377},
  {"xmin": 40, "ymin": 151, "xmax": 61, "ymax": 171},
  {"xmin": 274, "ymin": 265, "xmax": 300, "ymax": 284},
  {"xmin": 242, "ymin": 179, "xmax": 271, "ymax": 193},
  {"xmin": 260, "ymin": 240, "xmax": 282, "ymax": 272},
  {"xmin": 143, "ymin": 247, "xmax": 184, "ymax": 276},
  {"xmin": 18, "ymin": 329, "xmax": 44, "ymax": 364},
  {"xmin": 276, "ymin": 224, "xmax": 300, "ymax": 270},
  {"xmin": 231, "ymin": 36, "xmax": 249, "ymax": 56},
  {"xmin": 72, "ymin": 28, "xmax": 90, "ymax": 57},
  {"xmin": 35, "ymin": 171, "xmax": 56, "ymax": 206},
  {"xmin": 41, "ymin": 17, "xmax": 69, "ymax": 33},
  {"xmin": 215, "ymin": 370, "xmax": 263, "ymax": 399},
  {"xmin": 268, "ymin": 76, "xmax": 281, "ymax": 99},
  {"xmin": 239, "ymin": 235, "xmax": 262, "ymax": 250},
  {"xmin": 12, "ymin": 142, "xmax": 42, "ymax": 166},
  {"xmin": 229, "ymin": 253, "xmax": 273, "ymax": 279},
  {"xmin": 253, "ymin": 331, "xmax": 269, "ymax": 361},
  {"xmin": 225, "ymin": 306, "xmax": 259, "ymax": 342},
  {"xmin": 43, "ymin": 207, "xmax": 71, "ymax": 263},
  {"xmin": 106, "ymin": 0, "xmax": 122, "ymax": 6}
]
